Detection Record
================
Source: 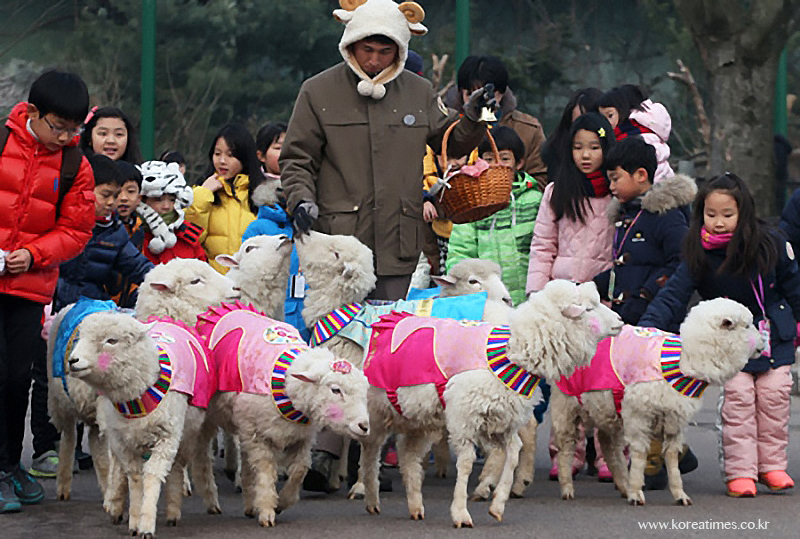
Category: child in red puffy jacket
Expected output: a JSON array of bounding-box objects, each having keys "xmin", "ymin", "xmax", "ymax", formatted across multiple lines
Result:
[
  {"xmin": 0, "ymin": 70, "xmax": 96, "ymax": 511},
  {"xmin": 136, "ymin": 160, "xmax": 206, "ymax": 264}
]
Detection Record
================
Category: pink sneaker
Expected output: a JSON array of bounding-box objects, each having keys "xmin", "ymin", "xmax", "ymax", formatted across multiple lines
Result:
[
  {"xmin": 382, "ymin": 447, "xmax": 398, "ymax": 468},
  {"xmin": 597, "ymin": 463, "xmax": 613, "ymax": 483},
  {"xmin": 758, "ymin": 471, "xmax": 794, "ymax": 491},
  {"xmin": 548, "ymin": 462, "xmax": 579, "ymax": 481}
]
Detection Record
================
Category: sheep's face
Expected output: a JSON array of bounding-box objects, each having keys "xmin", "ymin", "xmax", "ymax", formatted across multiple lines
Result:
[
  {"xmin": 433, "ymin": 258, "xmax": 513, "ymax": 306},
  {"xmin": 535, "ymin": 280, "xmax": 623, "ymax": 348},
  {"xmin": 291, "ymin": 349, "xmax": 370, "ymax": 438},
  {"xmin": 68, "ymin": 313, "xmax": 157, "ymax": 391},
  {"xmin": 294, "ymin": 231, "xmax": 376, "ymax": 300},
  {"xmin": 139, "ymin": 258, "xmax": 240, "ymax": 315},
  {"xmin": 681, "ymin": 298, "xmax": 762, "ymax": 375},
  {"xmin": 216, "ymin": 234, "xmax": 293, "ymax": 279}
]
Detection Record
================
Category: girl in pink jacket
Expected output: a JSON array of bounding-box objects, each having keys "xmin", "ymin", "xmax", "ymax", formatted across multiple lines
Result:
[
  {"xmin": 527, "ymin": 112, "xmax": 616, "ymax": 482},
  {"xmin": 597, "ymin": 85, "xmax": 674, "ymax": 183}
]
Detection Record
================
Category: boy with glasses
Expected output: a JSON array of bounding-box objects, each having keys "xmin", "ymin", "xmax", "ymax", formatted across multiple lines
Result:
[{"xmin": 0, "ymin": 70, "xmax": 95, "ymax": 512}]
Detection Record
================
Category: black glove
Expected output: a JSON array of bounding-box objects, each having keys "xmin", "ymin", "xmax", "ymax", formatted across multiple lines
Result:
[
  {"xmin": 620, "ymin": 296, "xmax": 649, "ymax": 326},
  {"xmin": 292, "ymin": 201, "xmax": 318, "ymax": 235}
]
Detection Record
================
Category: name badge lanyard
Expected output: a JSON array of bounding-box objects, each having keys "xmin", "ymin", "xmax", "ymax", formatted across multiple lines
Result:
[
  {"xmin": 750, "ymin": 275, "xmax": 771, "ymax": 357},
  {"xmin": 609, "ymin": 209, "xmax": 644, "ymax": 301}
]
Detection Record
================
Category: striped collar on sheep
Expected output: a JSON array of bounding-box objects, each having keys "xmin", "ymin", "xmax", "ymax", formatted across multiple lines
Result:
[{"xmin": 335, "ymin": 0, "xmax": 427, "ymax": 99}]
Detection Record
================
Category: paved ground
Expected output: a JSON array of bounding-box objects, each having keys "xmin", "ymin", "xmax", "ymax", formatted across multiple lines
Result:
[{"xmin": 4, "ymin": 387, "xmax": 798, "ymax": 538}]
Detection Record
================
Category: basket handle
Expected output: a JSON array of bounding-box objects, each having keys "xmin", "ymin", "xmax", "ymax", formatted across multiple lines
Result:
[{"xmin": 440, "ymin": 119, "xmax": 500, "ymax": 164}]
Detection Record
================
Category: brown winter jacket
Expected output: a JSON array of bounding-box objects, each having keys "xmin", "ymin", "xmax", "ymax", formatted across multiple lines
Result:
[{"xmin": 281, "ymin": 63, "xmax": 486, "ymax": 276}]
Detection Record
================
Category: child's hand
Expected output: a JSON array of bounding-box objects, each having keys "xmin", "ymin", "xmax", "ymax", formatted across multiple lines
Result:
[
  {"xmin": 423, "ymin": 200, "xmax": 438, "ymax": 222},
  {"xmin": 202, "ymin": 174, "xmax": 223, "ymax": 192},
  {"xmin": 5, "ymin": 249, "xmax": 32, "ymax": 273}
]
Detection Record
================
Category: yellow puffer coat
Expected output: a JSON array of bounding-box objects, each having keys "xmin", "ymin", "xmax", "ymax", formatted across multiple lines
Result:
[{"xmin": 185, "ymin": 174, "xmax": 256, "ymax": 274}]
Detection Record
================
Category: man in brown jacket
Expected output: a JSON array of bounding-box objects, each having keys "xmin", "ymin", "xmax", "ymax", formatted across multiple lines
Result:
[
  {"xmin": 281, "ymin": 0, "xmax": 487, "ymax": 300},
  {"xmin": 446, "ymin": 55, "xmax": 548, "ymax": 190}
]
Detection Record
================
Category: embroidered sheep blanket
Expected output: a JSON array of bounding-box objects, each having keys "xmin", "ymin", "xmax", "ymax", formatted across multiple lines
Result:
[
  {"xmin": 363, "ymin": 312, "xmax": 538, "ymax": 415},
  {"xmin": 195, "ymin": 302, "xmax": 311, "ymax": 424},
  {"xmin": 145, "ymin": 318, "xmax": 215, "ymax": 409},
  {"xmin": 554, "ymin": 325, "xmax": 706, "ymax": 414},
  {"xmin": 310, "ymin": 291, "xmax": 488, "ymax": 348}
]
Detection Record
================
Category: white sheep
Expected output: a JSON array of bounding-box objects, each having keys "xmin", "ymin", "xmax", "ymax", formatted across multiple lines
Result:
[
  {"xmin": 550, "ymin": 298, "xmax": 763, "ymax": 506},
  {"xmin": 100, "ymin": 258, "xmax": 240, "ymax": 530},
  {"xmin": 193, "ymin": 303, "xmax": 371, "ymax": 528},
  {"xmin": 68, "ymin": 312, "xmax": 216, "ymax": 538},
  {"xmin": 294, "ymin": 232, "xmax": 515, "ymax": 494},
  {"xmin": 357, "ymin": 280, "xmax": 622, "ymax": 527}
]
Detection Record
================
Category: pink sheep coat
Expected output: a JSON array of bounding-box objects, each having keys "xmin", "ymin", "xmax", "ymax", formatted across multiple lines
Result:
[
  {"xmin": 629, "ymin": 99, "xmax": 674, "ymax": 183},
  {"xmin": 146, "ymin": 318, "xmax": 215, "ymax": 409},
  {"xmin": 526, "ymin": 182, "xmax": 614, "ymax": 294}
]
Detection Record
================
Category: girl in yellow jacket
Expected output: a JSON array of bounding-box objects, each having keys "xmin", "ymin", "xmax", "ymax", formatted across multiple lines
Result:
[{"xmin": 185, "ymin": 124, "xmax": 262, "ymax": 273}]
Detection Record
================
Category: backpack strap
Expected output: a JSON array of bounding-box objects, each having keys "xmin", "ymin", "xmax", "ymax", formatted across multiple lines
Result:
[
  {"xmin": 0, "ymin": 124, "xmax": 9, "ymax": 155},
  {"xmin": 56, "ymin": 146, "xmax": 84, "ymax": 218}
]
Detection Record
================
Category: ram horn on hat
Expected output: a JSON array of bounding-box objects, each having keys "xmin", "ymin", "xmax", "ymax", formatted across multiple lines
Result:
[
  {"xmin": 398, "ymin": 2, "xmax": 425, "ymax": 23},
  {"xmin": 339, "ymin": 0, "xmax": 368, "ymax": 10}
]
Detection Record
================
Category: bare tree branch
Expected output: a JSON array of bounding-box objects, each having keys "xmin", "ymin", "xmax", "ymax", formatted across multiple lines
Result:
[{"xmin": 667, "ymin": 59, "xmax": 711, "ymax": 157}]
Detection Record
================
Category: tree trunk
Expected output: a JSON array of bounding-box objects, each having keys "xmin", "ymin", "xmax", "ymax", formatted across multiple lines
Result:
[
  {"xmin": 708, "ymin": 58, "xmax": 779, "ymax": 215},
  {"xmin": 674, "ymin": 0, "xmax": 800, "ymax": 216}
]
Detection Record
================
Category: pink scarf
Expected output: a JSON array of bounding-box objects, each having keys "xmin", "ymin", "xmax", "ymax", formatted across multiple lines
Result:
[{"xmin": 700, "ymin": 228, "xmax": 732, "ymax": 250}]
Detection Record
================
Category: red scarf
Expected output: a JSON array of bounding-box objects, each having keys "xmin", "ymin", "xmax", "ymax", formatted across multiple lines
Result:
[
  {"xmin": 614, "ymin": 119, "xmax": 654, "ymax": 140},
  {"xmin": 584, "ymin": 170, "xmax": 610, "ymax": 197},
  {"xmin": 95, "ymin": 214, "xmax": 113, "ymax": 226},
  {"xmin": 700, "ymin": 228, "xmax": 732, "ymax": 250}
]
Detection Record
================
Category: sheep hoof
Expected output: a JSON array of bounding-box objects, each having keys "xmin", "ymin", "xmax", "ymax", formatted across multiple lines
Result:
[
  {"xmin": 207, "ymin": 504, "xmax": 222, "ymax": 515},
  {"xmin": 676, "ymin": 496, "xmax": 693, "ymax": 506},
  {"xmin": 141, "ymin": 534, "xmax": 154, "ymax": 539},
  {"xmin": 347, "ymin": 482, "xmax": 365, "ymax": 500},
  {"xmin": 258, "ymin": 512, "xmax": 276, "ymax": 527},
  {"xmin": 244, "ymin": 507, "xmax": 256, "ymax": 518},
  {"xmin": 129, "ymin": 530, "xmax": 138, "ymax": 536},
  {"xmin": 436, "ymin": 471, "xmax": 447, "ymax": 479},
  {"xmin": 166, "ymin": 519, "xmax": 178, "ymax": 527},
  {"xmin": 470, "ymin": 486, "xmax": 491, "ymax": 501},
  {"xmin": 509, "ymin": 490, "xmax": 524, "ymax": 499},
  {"xmin": 561, "ymin": 490, "xmax": 575, "ymax": 500},
  {"xmin": 628, "ymin": 492, "xmax": 646, "ymax": 506},
  {"xmin": 57, "ymin": 492, "xmax": 70, "ymax": 501},
  {"xmin": 366, "ymin": 504, "xmax": 381, "ymax": 515},
  {"xmin": 453, "ymin": 519, "xmax": 474, "ymax": 529},
  {"xmin": 409, "ymin": 510, "xmax": 424, "ymax": 521},
  {"xmin": 489, "ymin": 509, "xmax": 502, "ymax": 522},
  {"xmin": 111, "ymin": 514, "xmax": 124, "ymax": 525}
]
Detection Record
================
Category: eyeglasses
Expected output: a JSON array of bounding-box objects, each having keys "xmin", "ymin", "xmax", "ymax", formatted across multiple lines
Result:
[{"xmin": 42, "ymin": 115, "xmax": 84, "ymax": 138}]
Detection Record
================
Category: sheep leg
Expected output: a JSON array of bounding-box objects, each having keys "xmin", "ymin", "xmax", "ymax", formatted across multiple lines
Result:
[
  {"xmin": 330, "ymin": 435, "xmax": 350, "ymax": 491},
  {"xmin": 626, "ymin": 445, "xmax": 648, "ymax": 506},
  {"xmin": 472, "ymin": 446, "xmax": 502, "ymax": 501},
  {"xmin": 240, "ymin": 438, "xmax": 279, "ymax": 527},
  {"xmin": 127, "ymin": 469, "xmax": 144, "ymax": 535},
  {"xmin": 664, "ymin": 436, "xmax": 691, "ymax": 506},
  {"xmin": 88, "ymin": 425, "xmax": 109, "ymax": 498},
  {"xmin": 511, "ymin": 416, "xmax": 538, "ymax": 498},
  {"xmin": 191, "ymin": 420, "xmax": 222, "ymax": 514},
  {"xmin": 449, "ymin": 437, "xmax": 476, "ymax": 528},
  {"xmin": 276, "ymin": 438, "xmax": 313, "ymax": 513},
  {"xmin": 164, "ymin": 463, "xmax": 185, "ymax": 526},
  {"xmin": 489, "ymin": 432, "xmax": 523, "ymax": 522},
  {"xmin": 240, "ymin": 447, "xmax": 257, "ymax": 518},
  {"xmin": 433, "ymin": 433, "xmax": 450, "ymax": 478},
  {"xmin": 103, "ymin": 455, "xmax": 126, "ymax": 524},
  {"xmin": 138, "ymin": 435, "xmax": 182, "ymax": 536},
  {"xmin": 551, "ymin": 389, "xmax": 581, "ymax": 500},
  {"xmin": 55, "ymin": 417, "xmax": 76, "ymax": 501},
  {"xmin": 396, "ymin": 430, "xmax": 429, "ymax": 520},
  {"xmin": 223, "ymin": 431, "xmax": 240, "ymax": 487},
  {"xmin": 596, "ymin": 428, "xmax": 628, "ymax": 497},
  {"xmin": 361, "ymin": 432, "xmax": 388, "ymax": 515}
]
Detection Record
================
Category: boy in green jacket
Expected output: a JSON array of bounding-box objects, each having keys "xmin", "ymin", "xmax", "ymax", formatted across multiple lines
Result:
[{"xmin": 446, "ymin": 126, "xmax": 543, "ymax": 305}]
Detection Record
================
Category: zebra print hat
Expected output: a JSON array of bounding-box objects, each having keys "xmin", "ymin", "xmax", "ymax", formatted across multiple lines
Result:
[{"xmin": 137, "ymin": 161, "xmax": 193, "ymax": 209}]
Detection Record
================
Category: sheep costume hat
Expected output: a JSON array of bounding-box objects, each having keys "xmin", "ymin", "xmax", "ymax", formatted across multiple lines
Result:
[
  {"xmin": 334, "ymin": 0, "xmax": 427, "ymax": 100},
  {"xmin": 135, "ymin": 160, "xmax": 194, "ymax": 254}
]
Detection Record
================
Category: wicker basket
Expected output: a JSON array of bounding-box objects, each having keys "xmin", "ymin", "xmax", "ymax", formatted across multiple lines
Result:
[{"xmin": 437, "ymin": 121, "xmax": 514, "ymax": 224}]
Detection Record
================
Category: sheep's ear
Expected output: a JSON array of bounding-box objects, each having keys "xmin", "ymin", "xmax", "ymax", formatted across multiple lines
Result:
[
  {"xmin": 562, "ymin": 304, "xmax": 586, "ymax": 318},
  {"xmin": 215, "ymin": 254, "xmax": 239, "ymax": 269},
  {"xmin": 149, "ymin": 281, "xmax": 172, "ymax": 292},
  {"xmin": 291, "ymin": 371, "xmax": 320, "ymax": 384},
  {"xmin": 431, "ymin": 275, "xmax": 456, "ymax": 288},
  {"xmin": 720, "ymin": 318, "xmax": 735, "ymax": 330}
]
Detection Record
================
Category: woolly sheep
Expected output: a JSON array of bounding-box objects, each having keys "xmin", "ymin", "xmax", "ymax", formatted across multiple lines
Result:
[
  {"xmin": 550, "ymin": 298, "xmax": 763, "ymax": 506},
  {"xmin": 215, "ymin": 234, "xmax": 294, "ymax": 320},
  {"xmin": 194, "ymin": 303, "xmax": 371, "ymax": 527},
  {"xmin": 68, "ymin": 313, "xmax": 215, "ymax": 538},
  {"xmin": 358, "ymin": 280, "xmax": 623, "ymax": 527}
]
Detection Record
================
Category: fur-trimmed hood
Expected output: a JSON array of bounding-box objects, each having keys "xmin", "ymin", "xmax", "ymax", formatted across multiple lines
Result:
[{"xmin": 608, "ymin": 173, "xmax": 696, "ymax": 222}]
